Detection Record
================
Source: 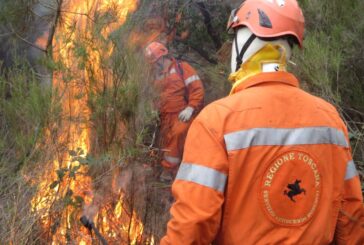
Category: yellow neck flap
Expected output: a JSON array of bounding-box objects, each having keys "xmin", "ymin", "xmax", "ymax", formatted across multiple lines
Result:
[{"xmin": 228, "ymin": 44, "xmax": 287, "ymax": 95}]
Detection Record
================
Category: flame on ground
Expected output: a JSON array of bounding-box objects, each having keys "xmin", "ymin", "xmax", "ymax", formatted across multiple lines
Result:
[{"xmin": 30, "ymin": 0, "xmax": 152, "ymax": 244}]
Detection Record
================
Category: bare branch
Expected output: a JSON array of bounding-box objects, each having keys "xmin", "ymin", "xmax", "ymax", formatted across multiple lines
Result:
[
  {"xmin": 9, "ymin": 25, "xmax": 46, "ymax": 52},
  {"xmin": 195, "ymin": 1, "xmax": 222, "ymax": 50},
  {"xmin": 0, "ymin": 32, "xmax": 14, "ymax": 37},
  {"xmin": 46, "ymin": 0, "xmax": 63, "ymax": 52},
  {"xmin": 38, "ymin": 1, "xmax": 95, "ymax": 23}
]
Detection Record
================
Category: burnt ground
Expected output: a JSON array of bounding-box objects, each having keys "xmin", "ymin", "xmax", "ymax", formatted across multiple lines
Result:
[{"xmin": 121, "ymin": 160, "xmax": 174, "ymax": 243}]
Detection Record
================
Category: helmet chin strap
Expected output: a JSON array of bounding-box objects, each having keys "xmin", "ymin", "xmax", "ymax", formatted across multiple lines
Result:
[
  {"xmin": 155, "ymin": 56, "xmax": 165, "ymax": 73},
  {"xmin": 234, "ymin": 31, "xmax": 257, "ymax": 72}
]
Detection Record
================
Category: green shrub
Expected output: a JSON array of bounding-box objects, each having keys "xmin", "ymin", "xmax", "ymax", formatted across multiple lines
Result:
[{"xmin": 0, "ymin": 61, "xmax": 54, "ymax": 173}]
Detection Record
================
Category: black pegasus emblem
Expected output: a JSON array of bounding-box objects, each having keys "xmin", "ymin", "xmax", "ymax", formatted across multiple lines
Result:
[{"xmin": 283, "ymin": 179, "xmax": 306, "ymax": 202}]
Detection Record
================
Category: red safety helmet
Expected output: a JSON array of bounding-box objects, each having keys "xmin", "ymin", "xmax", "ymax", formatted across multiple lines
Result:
[
  {"xmin": 144, "ymin": 41, "xmax": 169, "ymax": 63},
  {"xmin": 227, "ymin": 0, "xmax": 305, "ymax": 47}
]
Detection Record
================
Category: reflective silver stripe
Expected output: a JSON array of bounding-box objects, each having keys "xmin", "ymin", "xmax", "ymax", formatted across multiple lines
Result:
[
  {"xmin": 164, "ymin": 155, "xmax": 181, "ymax": 165},
  {"xmin": 345, "ymin": 160, "xmax": 358, "ymax": 180},
  {"xmin": 176, "ymin": 163, "xmax": 227, "ymax": 193},
  {"xmin": 169, "ymin": 68, "xmax": 177, "ymax": 74},
  {"xmin": 224, "ymin": 127, "xmax": 348, "ymax": 151},
  {"xmin": 184, "ymin": 75, "xmax": 200, "ymax": 86}
]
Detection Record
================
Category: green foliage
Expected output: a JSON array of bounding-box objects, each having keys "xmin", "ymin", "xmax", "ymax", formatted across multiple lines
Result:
[
  {"xmin": 48, "ymin": 148, "xmax": 89, "ymax": 209},
  {"xmin": 0, "ymin": 60, "xmax": 57, "ymax": 244},
  {"xmin": 176, "ymin": 2, "xmax": 230, "ymax": 50},
  {"xmin": 84, "ymin": 45, "xmax": 155, "ymax": 152},
  {"xmin": 0, "ymin": 61, "xmax": 54, "ymax": 173},
  {"xmin": 296, "ymin": 0, "xmax": 364, "ymax": 110},
  {"xmin": 0, "ymin": 0, "xmax": 36, "ymax": 28},
  {"xmin": 292, "ymin": 32, "xmax": 342, "ymax": 102}
]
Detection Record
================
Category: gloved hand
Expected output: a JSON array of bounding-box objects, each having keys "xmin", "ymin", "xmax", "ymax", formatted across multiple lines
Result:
[{"xmin": 178, "ymin": 106, "xmax": 194, "ymax": 122}]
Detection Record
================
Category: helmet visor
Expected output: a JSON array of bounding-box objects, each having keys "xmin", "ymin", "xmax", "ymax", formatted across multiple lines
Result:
[{"xmin": 226, "ymin": 8, "xmax": 238, "ymax": 34}]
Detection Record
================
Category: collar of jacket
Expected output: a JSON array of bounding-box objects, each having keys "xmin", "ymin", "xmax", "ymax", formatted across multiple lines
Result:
[
  {"xmin": 231, "ymin": 71, "xmax": 300, "ymax": 94},
  {"xmin": 156, "ymin": 58, "xmax": 176, "ymax": 80},
  {"xmin": 229, "ymin": 44, "xmax": 291, "ymax": 95},
  {"xmin": 162, "ymin": 58, "xmax": 176, "ymax": 74}
]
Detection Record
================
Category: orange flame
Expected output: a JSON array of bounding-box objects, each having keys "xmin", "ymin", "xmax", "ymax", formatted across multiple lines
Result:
[{"xmin": 30, "ymin": 0, "xmax": 151, "ymax": 244}]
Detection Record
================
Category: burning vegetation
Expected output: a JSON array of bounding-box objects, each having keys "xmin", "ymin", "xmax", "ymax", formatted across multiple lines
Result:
[{"xmin": 30, "ymin": 0, "xmax": 152, "ymax": 244}]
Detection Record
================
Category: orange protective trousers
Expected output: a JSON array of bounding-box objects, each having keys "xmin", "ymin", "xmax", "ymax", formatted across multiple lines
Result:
[{"xmin": 159, "ymin": 112, "xmax": 192, "ymax": 169}]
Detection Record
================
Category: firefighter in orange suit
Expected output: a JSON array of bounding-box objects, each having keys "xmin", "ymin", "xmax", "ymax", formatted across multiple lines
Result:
[
  {"xmin": 161, "ymin": 0, "xmax": 363, "ymax": 244},
  {"xmin": 144, "ymin": 42, "xmax": 204, "ymax": 180}
]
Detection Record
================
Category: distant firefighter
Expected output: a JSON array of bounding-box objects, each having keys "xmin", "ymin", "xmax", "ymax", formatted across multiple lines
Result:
[{"xmin": 144, "ymin": 41, "xmax": 204, "ymax": 182}]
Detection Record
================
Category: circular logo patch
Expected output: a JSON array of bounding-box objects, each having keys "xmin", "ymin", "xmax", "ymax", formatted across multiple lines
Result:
[{"xmin": 261, "ymin": 150, "xmax": 321, "ymax": 226}]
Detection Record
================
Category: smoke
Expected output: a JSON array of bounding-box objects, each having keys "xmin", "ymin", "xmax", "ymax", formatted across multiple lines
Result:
[
  {"xmin": 82, "ymin": 167, "xmax": 133, "ymax": 220},
  {"xmin": 0, "ymin": 0, "xmax": 59, "ymax": 85},
  {"xmin": 115, "ymin": 168, "xmax": 133, "ymax": 194}
]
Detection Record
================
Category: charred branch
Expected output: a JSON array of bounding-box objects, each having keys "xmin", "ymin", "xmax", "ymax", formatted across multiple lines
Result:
[
  {"xmin": 195, "ymin": 2, "xmax": 222, "ymax": 50},
  {"xmin": 184, "ymin": 42, "xmax": 218, "ymax": 64},
  {"xmin": 80, "ymin": 216, "xmax": 108, "ymax": 245},
  {"xmin": 9, "ymin": 25, "xmax": 46, "ymax": 53},
  {"xmin": 46, "ymin": 0, "xmax": 63, "ymax": 53}
]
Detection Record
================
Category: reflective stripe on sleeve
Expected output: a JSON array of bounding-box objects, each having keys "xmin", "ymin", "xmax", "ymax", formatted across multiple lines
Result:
[
  {"xmin": 164, "ymin": 156, "xmax": 181, "ymax": 165},
  {"xmin": 176, "ymin": 163, "xmax": 227, "ymax": 193},
  {"xmin": 345, "ymin": 160, "xmax": 358, "ymax": 180},
  {"xmin": 224, "ymin": 127, "xmax": 348, "ymax": 151},
  {"xmin": 184, "ymin": 75, "xmax": 200, "ymax": 86}
]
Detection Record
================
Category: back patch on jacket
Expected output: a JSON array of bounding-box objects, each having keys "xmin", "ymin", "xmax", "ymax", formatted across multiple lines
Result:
[{"xmin": 260, "ymin": 150, "xmax": 322, "ymax": 226}]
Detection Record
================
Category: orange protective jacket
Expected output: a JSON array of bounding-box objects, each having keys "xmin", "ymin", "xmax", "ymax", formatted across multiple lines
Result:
[
  {"xmin": 161, "ymin": 72, "xmax": 363, "ymax": 245},
  {"xmin": 154, "ymin": 59, "xmax": 204, "ymax": 114}
]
